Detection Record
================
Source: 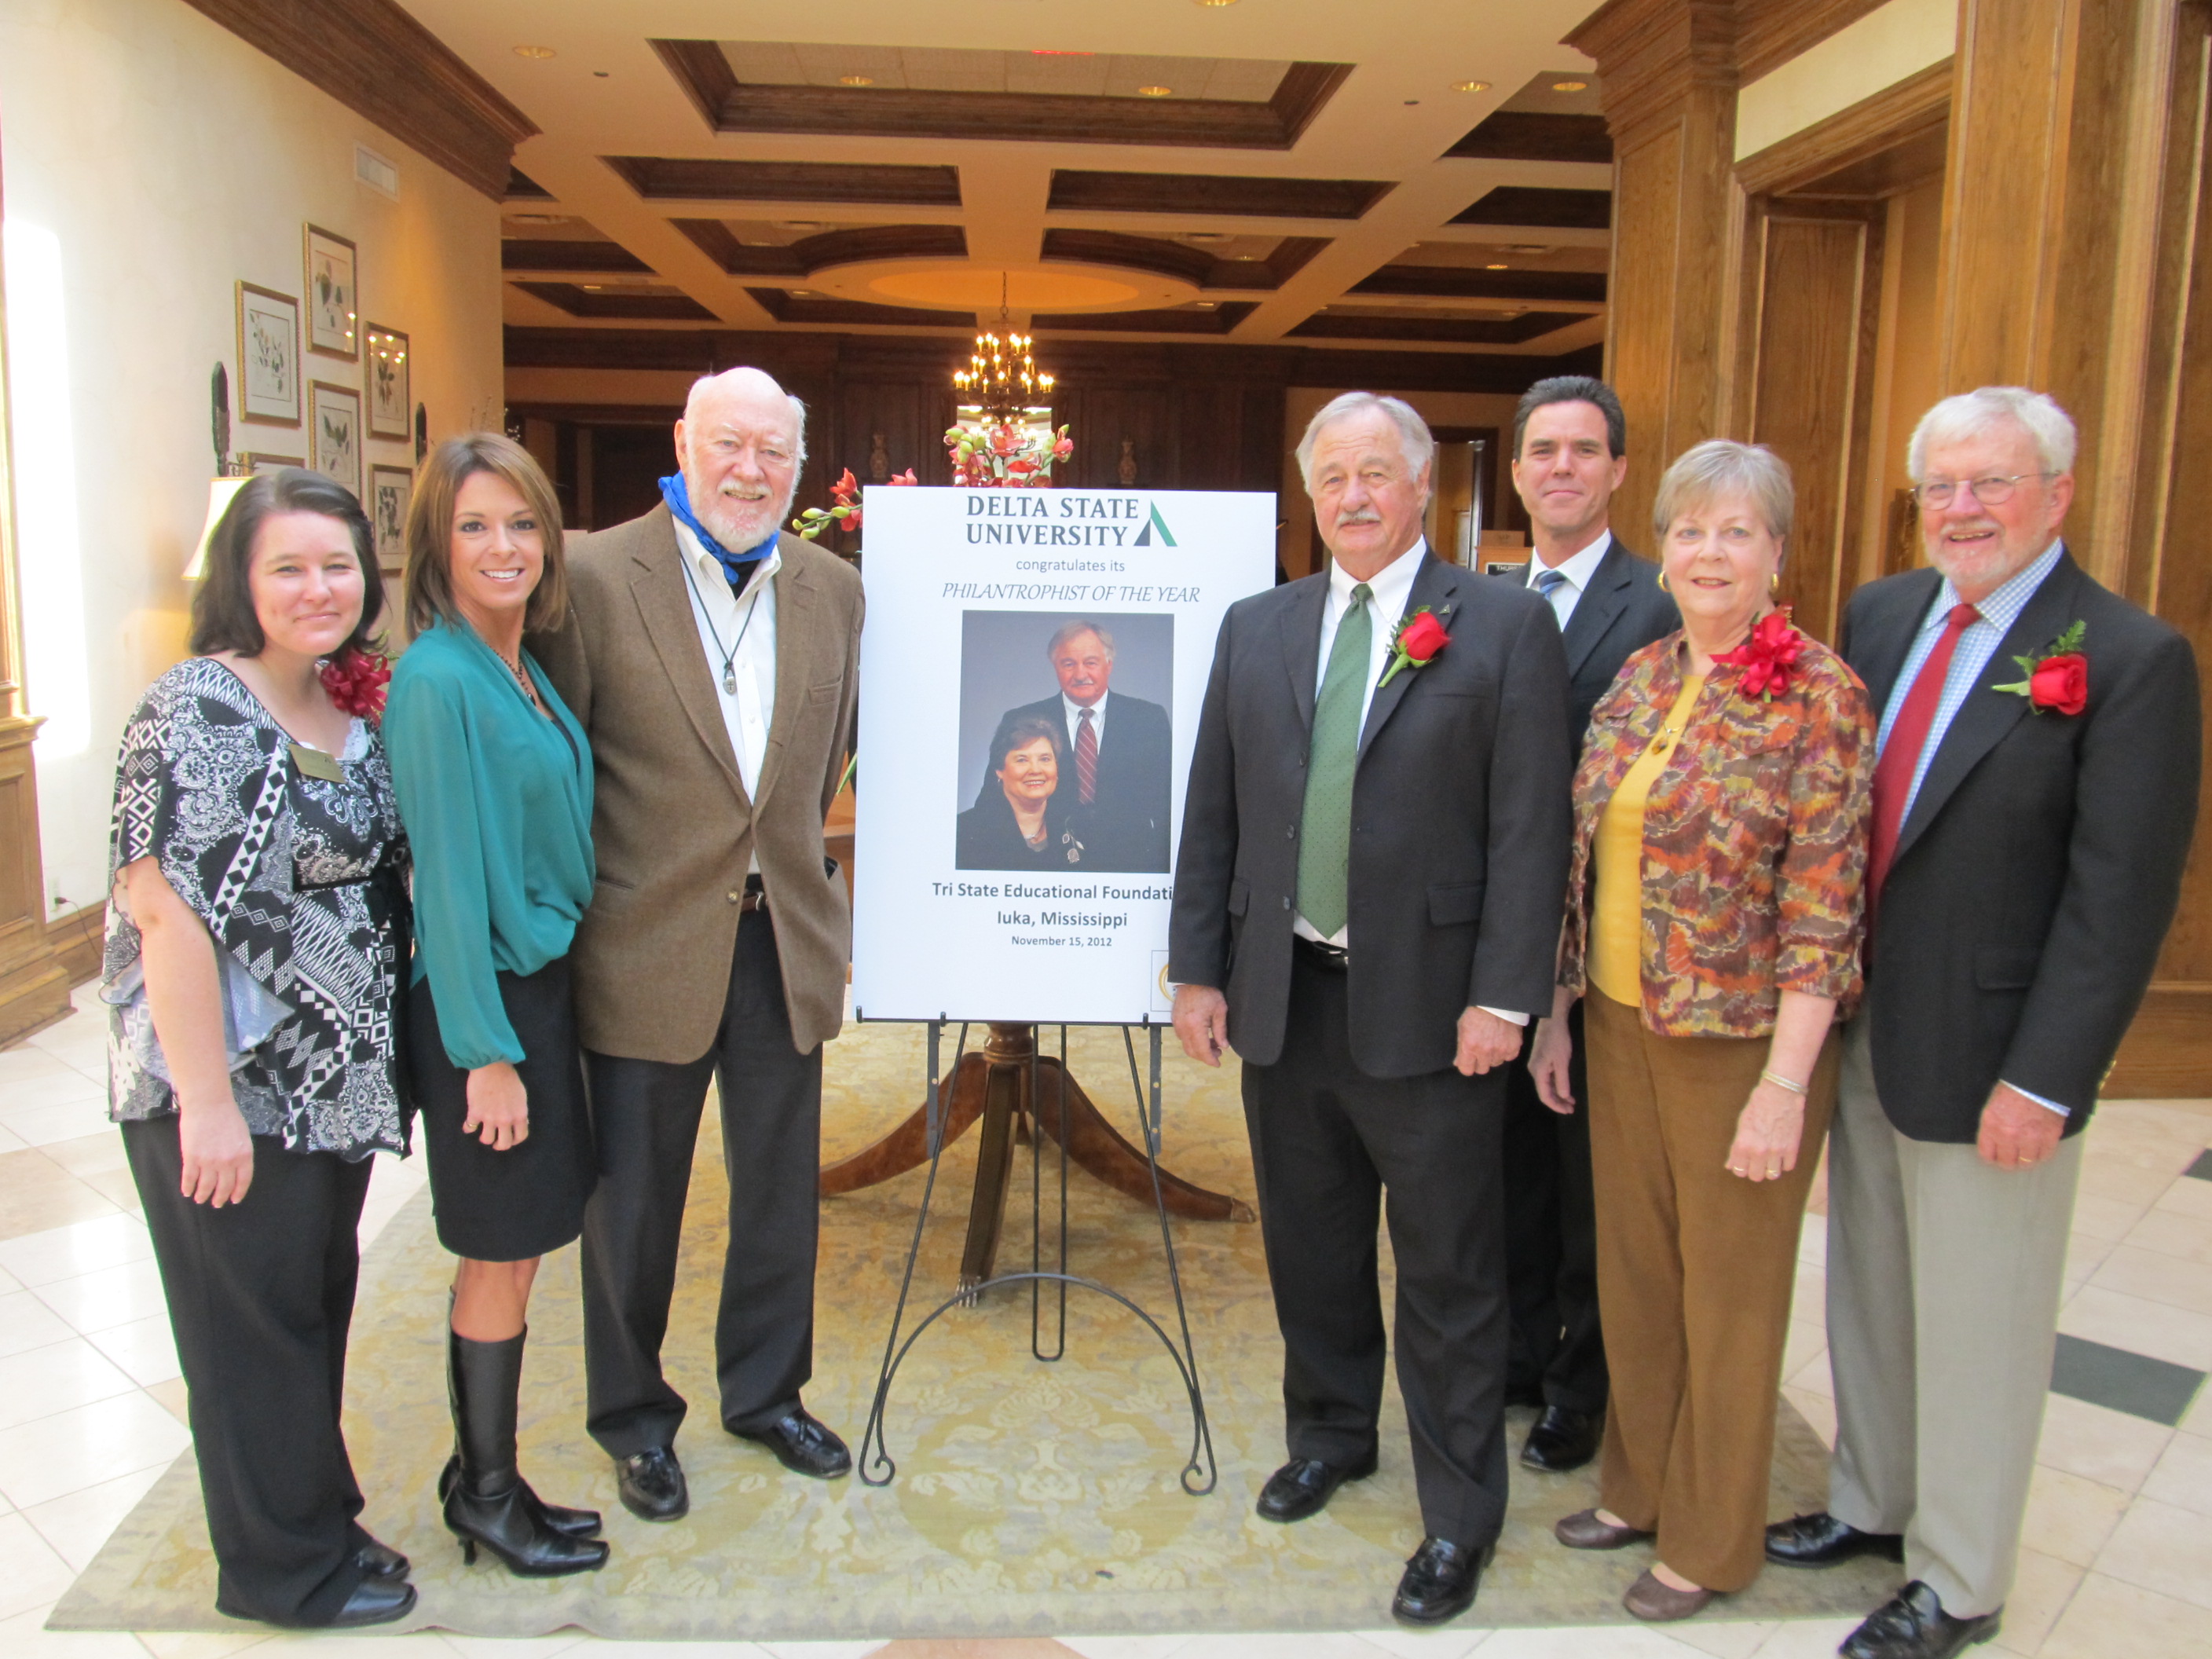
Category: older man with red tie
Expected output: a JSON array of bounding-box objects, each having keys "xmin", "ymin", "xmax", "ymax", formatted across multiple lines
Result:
[{"xmin": 1763, "ymin": 388, "xmax": 2200, "ymax": 1659}]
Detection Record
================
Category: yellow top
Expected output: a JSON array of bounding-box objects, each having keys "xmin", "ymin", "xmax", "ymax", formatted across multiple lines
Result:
[{"xmin": 1590, "ymin": 675, "xmax": 1708, "ymax": 1006}]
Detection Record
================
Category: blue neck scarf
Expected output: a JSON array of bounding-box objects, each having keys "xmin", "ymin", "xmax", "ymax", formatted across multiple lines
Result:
[{"xmin": 660, "ymin": 475, "xmax": 776, "ymax": 590}]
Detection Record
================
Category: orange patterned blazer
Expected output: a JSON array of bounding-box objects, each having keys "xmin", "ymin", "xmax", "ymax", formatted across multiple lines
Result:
[{"xmin": 1558, "ymin": 627, "xmax": 1875, "ymax": 1038}]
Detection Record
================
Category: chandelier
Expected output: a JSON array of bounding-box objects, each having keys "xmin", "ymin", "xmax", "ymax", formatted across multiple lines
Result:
[{"xmin": 954, "ymin": 273, "xmax": 1055, "ymax": 423}]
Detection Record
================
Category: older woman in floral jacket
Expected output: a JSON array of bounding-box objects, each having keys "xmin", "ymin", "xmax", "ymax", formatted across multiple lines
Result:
[{"xmin": 1527, "ymin": 440, "xmax": 1873, "ymax": 1623}]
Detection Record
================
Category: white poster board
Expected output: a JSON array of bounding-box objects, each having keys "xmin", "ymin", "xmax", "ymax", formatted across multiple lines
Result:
[{"xmin": 851, "ymin": 486, "xmax": 1276, "ymax": 1024}]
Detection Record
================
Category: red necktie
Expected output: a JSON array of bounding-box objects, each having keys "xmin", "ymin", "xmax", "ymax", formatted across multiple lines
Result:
[
  {"xmin": 1868, "ymin": 602, "xmax": 1979, "ymax": 899},
  {"xmin": 1075, "ymin": 708, "xmax": 1098, "ymax": 805}
]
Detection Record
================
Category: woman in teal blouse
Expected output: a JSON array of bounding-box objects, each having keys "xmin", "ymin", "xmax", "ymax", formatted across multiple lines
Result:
[{"xmin": 383, "ymin": 436, "xmax": 607, "ymax": 1578}]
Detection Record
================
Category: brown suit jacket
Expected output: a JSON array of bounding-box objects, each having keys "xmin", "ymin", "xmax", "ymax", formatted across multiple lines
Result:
[{"xmin": 533, "ymin": 505, "xmax": 862, "ymax": 1062}]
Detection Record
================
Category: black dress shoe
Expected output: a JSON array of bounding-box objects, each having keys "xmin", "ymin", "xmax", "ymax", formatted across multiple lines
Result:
[
  {"xmin": 732, "ymin": 1409, "xmax": 851, "ymax": 1478},
  {"xmin": 617, "ymin": 1446, "xmax": 690, "ymax": 1522},
  {"xmin": 353, "ymin": 1538, "xmax": 408, "ymax": 1579},
  {"xmin": 328, "ymin": 1577, "xmax": 416, "ymax": 1628},
  {"xmin": 1391, "ymin": 1536, "xmax": 1490, "ymax": 1625},
  {"xmin": 1521, "ymin": 1406, "xmax": 1602, "ymax": 1472},
  {"xmin": 1842, "ymin": 1581, "xmax": 2001, "ymax": 1659},
  {"xmin": 1765, "ymin": 1510, "xmax": 1906, "ymax": 1567},
  {"xmin": 1254, "ymin": 1450, "xmax": 1378, "ymax": 1522}
]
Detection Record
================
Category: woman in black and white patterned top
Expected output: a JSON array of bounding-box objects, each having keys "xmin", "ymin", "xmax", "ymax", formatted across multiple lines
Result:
[{"xmin": 104, "ymin": 469, "xmax": 413, "ymax": 1630}]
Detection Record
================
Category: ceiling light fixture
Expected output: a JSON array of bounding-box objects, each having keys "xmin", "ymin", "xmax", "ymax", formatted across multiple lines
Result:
[
  {"xmin": 837, "ymin": 74, "xmax": 874, "ymax": 86},
  {"xmin": 1486, "ymin": 263, "xmax": 1508, "ymax": 269},
  {"xmin": 512, "ymin": 44, "xmax": 556, "ymax": 59},
  {"xmin": 1452, "ymin": 79, "xmax": 1490, "ymax": 93},
  {"xmin": 1194, "ymin": 0, "xmax": 1242, "ymax": 8},
  {"xmin": 1551, "ymin": 79, "xmax": 1589, "ymax": 91},
  {"xmin": 1137, "ymin": 85, "xmax": 1174, "ymax": 97},
  {"xmin": 954, "ymin": 273, "xmax": 1055, "ymax": 423}
]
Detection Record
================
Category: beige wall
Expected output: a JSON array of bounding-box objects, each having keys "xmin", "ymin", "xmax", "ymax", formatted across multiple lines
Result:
[
  {"xmin": 0, "ymin": 0, "xmax": 504, "ymax": 917},
  {"xmin": 1734, "ymin": 0, "xmax": 1956, "ymax": 159}
]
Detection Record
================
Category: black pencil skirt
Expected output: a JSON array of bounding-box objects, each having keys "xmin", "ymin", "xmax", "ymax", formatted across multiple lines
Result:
[{"xmin": 408, "ymin": 954, "xmax": 596, "ymax": 1262}]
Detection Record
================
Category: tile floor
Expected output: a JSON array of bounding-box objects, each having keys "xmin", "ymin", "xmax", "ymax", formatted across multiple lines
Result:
[{"xmin": 2, "ymin": 987, "xmax": 2207, "ymax": 1659}]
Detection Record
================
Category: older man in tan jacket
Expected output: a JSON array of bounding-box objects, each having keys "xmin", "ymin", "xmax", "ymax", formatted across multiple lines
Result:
[{"xmin": 535, "ymin": 366, "xmax": 862, "ymax": 1522}]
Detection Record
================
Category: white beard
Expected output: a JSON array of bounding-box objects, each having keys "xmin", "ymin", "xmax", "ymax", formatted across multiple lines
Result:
[{"xmin": 687, "ymin": 476, "xmax": 791, "ymax": 551}]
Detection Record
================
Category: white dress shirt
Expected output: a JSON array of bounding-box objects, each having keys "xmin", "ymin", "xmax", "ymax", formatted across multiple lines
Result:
[
  {"xmin": 1060, "ymin": 688, "xmax": 1108, "ymax": 756},
  {"xmin": 1524, "ymin": 529, "xmax": 1613, "ymax": 631},
  {"xmin": 1295, "ymin": 539, "xmax": 1529, "ymax": 1025},
  {"xmin": 672, "ymin": 518, "xmax": 778, "ymax": 873}
]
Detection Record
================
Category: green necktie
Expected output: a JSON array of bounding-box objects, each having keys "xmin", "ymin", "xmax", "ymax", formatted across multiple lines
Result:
[{"xmin": 1295, "ymin": 582, "xmax": 1373, "ymax": 939}]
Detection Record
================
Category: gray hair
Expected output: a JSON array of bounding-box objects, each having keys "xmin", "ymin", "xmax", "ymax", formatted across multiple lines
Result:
[
  {"xmin": 1046, "ymin": 619, "xmax": 1115, "ymax": 661},
  {"xmin": 1652, "ymin": 440, "xmax": 1794, "ymax": 549},
  {"xmin": 1906, "ymin": 386, "xmax": 2076, "ymax": 482},
  {"xmin": 684, "ymin": 368, "xmax": 809, "ymax": 469},
  {"xmin": 1295, "ymin": 392, "xmax": 1436, "ymax": 488}
]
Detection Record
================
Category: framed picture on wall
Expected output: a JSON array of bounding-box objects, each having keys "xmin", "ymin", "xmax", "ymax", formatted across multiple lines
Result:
[
  {"xmin": 304, "ymin": 224, "xmax": 358, "ymax": 359},
  {"xmin": 364, "ymin": 323, "xmax": 409, "ymax": 439},
  {"xmin": 238, "ymin": 451, "xmax": 302, "ymax": 476},
  {"xmin": 368, "ymin": 464, "xmax": 412, "ymax": 571},
  {"xmin": 309, "ymin": 380, "xmax": 361, "ymax": 496},
  {"xmin": 235, "ymin": 282, "xmax": 300, "ymax": 425}
]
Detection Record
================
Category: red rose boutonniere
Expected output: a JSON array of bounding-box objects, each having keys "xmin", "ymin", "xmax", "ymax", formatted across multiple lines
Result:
[
  {"xmin": 1712, "ymin": 607, "xmax": 1806, "ymax": 701},
  {"xmin": 319, "ymin": 649, "xmax": 391, "ymax": 720},
  {"xmin": 1379, "ymin": 606, "xmax": 1451, "ymax": 687},
  {"xmin": 1993, "ymin": 621, "xmax": 2087, "ymax": 715}
]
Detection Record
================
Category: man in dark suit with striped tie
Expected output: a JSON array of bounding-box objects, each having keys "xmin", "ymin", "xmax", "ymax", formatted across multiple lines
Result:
[
  {"xmin": 997, "ymin": 620, "xmax": 1173, "ymax": 872},
  {"xmin": 1171, "ymin": 392, "xmax": 1573, "ymax": 1627}
]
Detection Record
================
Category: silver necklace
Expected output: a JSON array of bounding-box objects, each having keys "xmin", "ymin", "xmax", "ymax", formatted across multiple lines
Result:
[{"xmin": 677, "ymin": 548, "xmax": 761, "ymax": 697}]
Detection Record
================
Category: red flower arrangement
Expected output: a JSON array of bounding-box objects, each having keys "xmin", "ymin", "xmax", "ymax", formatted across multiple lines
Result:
[
  {"xmin": 791, "ymin": 466, "xmax": 917, "ymax": 541},
  {"xmin": 1712, "ymin": 608, "xmax": 1806, "ymax": 701},
  {"xmin": 1994, "ymin": 621, "xmax": 2088, "ymax": 716},
  {"xmin": 1379, "ymin": 606, "xmax": 1452, "ymax": 687},
  {"xmin": 319, "ymin": 649, "xmax": 391, "ymax": 720},
  {"xmin": 787, "ymin": 422, "xmax": 1074, "ymax": 541}
]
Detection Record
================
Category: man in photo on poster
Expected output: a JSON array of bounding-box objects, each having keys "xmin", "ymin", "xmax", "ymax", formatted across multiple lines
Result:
[{"xmin": 994, "ymin": 619, "xmax": 1172, "ymax": 873}]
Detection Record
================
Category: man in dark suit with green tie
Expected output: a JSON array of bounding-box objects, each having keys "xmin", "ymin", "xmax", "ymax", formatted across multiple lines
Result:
[{"xmin": 1170, "ymin": 392, "xmax": 1573, "ymax": 1627}]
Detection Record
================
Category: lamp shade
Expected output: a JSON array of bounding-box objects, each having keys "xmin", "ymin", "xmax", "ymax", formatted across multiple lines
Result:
[{"xmin": 184, "ymin": 476, "xmax": 252, "ymax": 580}]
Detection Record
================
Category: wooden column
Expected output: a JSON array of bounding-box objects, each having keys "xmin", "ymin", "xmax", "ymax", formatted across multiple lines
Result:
[
  {"xmin": 1568, "ymin": 0, "xmax": 1741, "ymax": 544},
  {"xmin": 0, "ymin": 132, "xmax": 74, "ymax": 1045}
]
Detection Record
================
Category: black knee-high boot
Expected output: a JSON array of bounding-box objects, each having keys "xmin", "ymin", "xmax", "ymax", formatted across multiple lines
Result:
[{"xmin": 443, "ymin": 1328, "xmax": 609, "ymax": 1576}]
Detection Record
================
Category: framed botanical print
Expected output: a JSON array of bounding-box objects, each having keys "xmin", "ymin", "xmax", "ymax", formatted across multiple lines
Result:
[
  {"xmin": 236, "ymin": 282, "xmax": 300, "ymax": 425},
  {"xmin": 368, "ymin": 464, "xmax": 412, "ymax": 571},
  {"xmin": 364, "ymin": 324, "xmax": 409, "ymax": 439},
  {"xmin": 308, "ymin": 381, "xmax": 361, "ymax": 496},
  {"xmin": 304, "ymin": 224, "xmax": 358, "ymax": 358},
  {"xmin": 238, "ymin": 450, "xmax": 303, "ymax": 476}
]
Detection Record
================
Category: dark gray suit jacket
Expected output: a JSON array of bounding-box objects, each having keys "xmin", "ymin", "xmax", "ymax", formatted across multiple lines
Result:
[
  {"xmin": 1170, "ymin": 555, "xmax": 1574, "ymax": 1078},
  {"xmin": 1495, "ymin": 540, "xmax": 1679, "ymax": 743},
  {"xmin": 1840, "ymin": 548, "xmax": 2199, "ymax": 1138}
]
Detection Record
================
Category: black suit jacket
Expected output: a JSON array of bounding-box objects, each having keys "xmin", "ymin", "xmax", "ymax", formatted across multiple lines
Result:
[
  {"xmin": 1840, "ymin": 548, "xmax": 2200, "ymax": 1140},
  {"xmin": 1170, "ymin": 555, "xmax": 1574, "ymax": 1077},
  {"xmin": 1001, "ymin": 691, "xmax": 1172, "ymax": 873},
  {"xmin": 1493, "ymin": 540, "xmax": 1679, "ymax": 743}
]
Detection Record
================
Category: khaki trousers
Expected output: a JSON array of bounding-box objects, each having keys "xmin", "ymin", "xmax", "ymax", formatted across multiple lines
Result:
[
  {"xmin": 1584, "ymin": 990, "xmax": 1839, "ymax": 1591},
  {"xmin": 1824, "ymin": 1017, "xmax": 2082, "ymax": 1618}
]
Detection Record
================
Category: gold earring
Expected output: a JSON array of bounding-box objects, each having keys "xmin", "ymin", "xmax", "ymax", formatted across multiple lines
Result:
[
  {"xmin": 1770, "ymin": 573, "xmax": 1782, "ymax": 597},
  {"xmin": 1657, "ymin": 571, "xmax": 1670, "ymax": 593}
]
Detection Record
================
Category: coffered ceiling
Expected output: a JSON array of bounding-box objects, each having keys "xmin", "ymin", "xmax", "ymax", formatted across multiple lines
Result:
[{"xmin": 401, "ymin": 0, "xmax": 1617, "ymax": 360}]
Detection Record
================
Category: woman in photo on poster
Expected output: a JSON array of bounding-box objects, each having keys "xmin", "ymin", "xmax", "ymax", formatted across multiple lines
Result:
[{"xmin": 956, "ymin": 713, "xmax": 1081, "ymax": 870}]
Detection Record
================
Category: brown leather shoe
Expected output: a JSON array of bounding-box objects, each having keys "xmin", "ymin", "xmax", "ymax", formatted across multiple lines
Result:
[
  {"xmin": 1555, "ymin": 1507, "xmax": 1654, "ymax": 1550},
  {"xmin": 1624, "ymin": 1567, "xmax": 1718, "ymax": 1621}
]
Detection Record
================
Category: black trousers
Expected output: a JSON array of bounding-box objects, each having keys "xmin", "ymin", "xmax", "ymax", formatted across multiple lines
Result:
[
  {"xmin": 1240, "ymin": 947, "xmax": 1512, "ymax": 1547},
  {"xmin": 1502, "ymin": 998, "xmax": 1609, "ymax": 1415},
  {"xmin": 579, "ymin": 910, "xmax": 824, "ymax": 1457},
  {"xmin": 123, "ymin": 1118, "xmax": 374, "ymax": 1628}
]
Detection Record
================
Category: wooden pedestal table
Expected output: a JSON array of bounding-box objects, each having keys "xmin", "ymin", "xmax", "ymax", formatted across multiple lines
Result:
[{"xmin": 820, "ymin": 1021, "xmax": 1253, "ymax": 1293}]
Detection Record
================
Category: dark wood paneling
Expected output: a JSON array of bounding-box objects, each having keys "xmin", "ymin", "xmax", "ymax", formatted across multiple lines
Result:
[
  {"xmin": 1452, "ymin": 186, "xmax": 1613, "ymax": 229},
  {"xmin": 2105, "ymin": 985, "xmax": 2212, "ymax": 1097},
  {"xmin": 1047, "ymin": 170, "xmax": 1393, "ymax": 220},
  {"xmin": 512, "ymin": 283, "xmax": 717, "ymax": 321},
  {"xmin": 648, "ymin": 42, "xmax": 1355, "ymax": 152},
  {"xmin": 1447, "ymin": 111, "xmax": 1615, "ymax": 163},
  {"xmin": 1352, "ymin": 266, "xmax": 1607, "ymax": 302},
  {"xmin": 1032, "ymin": 305, "xmax": 1257, "ymax": 335},
  {"xmin": 176, "ymin": 0, "xmax": 538, "ymax": 200},
  {"xmin": 604, "ymin": 156, "xmax": 963, "ymax": 206},
  {"xmin": 1042, "ymin": 229, "xmax": 1214, "ymax": 284},
  {"xmin": 502, "ymin": 240, "xmax": 654, "ymax": 273},
  {"xmin": 745, "ymin": 289, "xmax": 969, "ymax": 328},
  {"xmin": 1289, "ymin": 310, "xmax": 1588, "ymax": 344},
  {"xmin": 588, "ymin": 425, "xmax": 679, "ymax": 532},
  {"xmin": 507, "ymin": 167, "xmax": 553, "ymax": 200},
  {"xmin": 680, "ymin": 222, "xmax": 970, "ymax": 278}
]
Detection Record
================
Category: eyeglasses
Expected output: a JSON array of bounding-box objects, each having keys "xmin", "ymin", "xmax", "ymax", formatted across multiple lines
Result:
[{"xmin": 1912, "ymin": 472, "xmax": 2055, "ymax": 508}]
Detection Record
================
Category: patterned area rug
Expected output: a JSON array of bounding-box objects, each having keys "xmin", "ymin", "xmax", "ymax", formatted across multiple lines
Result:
[{"xmin": 53, "ymin": 1022, "xmax": 1896, "ymax": 1639}]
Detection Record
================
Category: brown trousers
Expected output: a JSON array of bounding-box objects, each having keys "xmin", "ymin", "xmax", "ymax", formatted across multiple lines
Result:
[{"xmin": 1582, "ymin": 989, "xmax": 1839, "ymax": 1591}]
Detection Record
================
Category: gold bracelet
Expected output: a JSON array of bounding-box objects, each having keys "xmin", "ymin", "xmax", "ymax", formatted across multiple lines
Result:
[{"xmin": 1760, "ymin": 1068, "xmax": 1809, "ymax": 1096}]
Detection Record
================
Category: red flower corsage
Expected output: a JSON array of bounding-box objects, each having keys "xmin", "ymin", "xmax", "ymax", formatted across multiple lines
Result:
[
  {"xmin": 319, "ymin": 649, "xmax": 391, "ymax": 720},
  {"xmin": 1993, "ymin": 621, "xmax": 2087, "ymax": 715},
  {"xmin": 1712, "ymin": 607, "xmax": 1805, "ymax": 701},
  {"xmin": 1379, "ymin": 605, "xmax": 1451, "ymax": 687}
]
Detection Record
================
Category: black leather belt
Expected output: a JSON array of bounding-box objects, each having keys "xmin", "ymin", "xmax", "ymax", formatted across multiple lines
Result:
[{"xmin": 1294, "ymin": 934, "xmax": 1349, "ymax": 972}]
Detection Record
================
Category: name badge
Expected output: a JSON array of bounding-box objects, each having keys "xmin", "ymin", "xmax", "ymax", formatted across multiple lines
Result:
[{"xmin": 289, "ymin": 742, "xmax": 346, "ymax": 782}]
